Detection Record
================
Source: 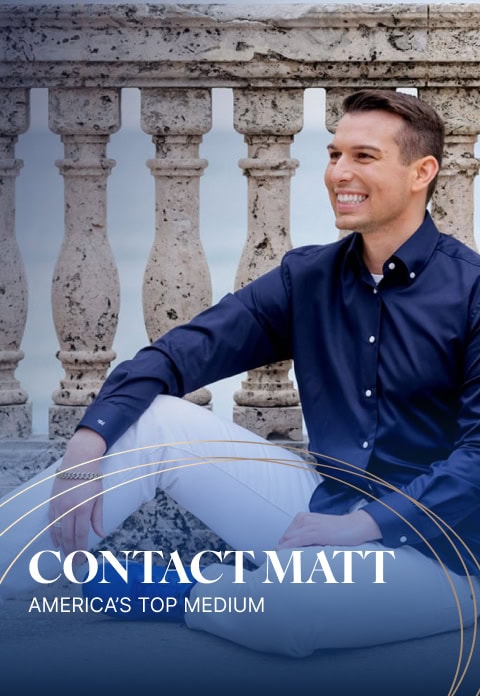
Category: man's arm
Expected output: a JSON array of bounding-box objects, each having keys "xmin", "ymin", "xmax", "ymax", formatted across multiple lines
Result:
[
  {"xmin": 78, "ymin": 269, "xmax": 293, "ymax": 450},
  {"xmin": 50, "ymin": 265, "xmax": 293, "ymax": 552}
]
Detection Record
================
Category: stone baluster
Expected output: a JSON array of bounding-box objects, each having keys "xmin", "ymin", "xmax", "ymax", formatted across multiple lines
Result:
[
  {"xmin": 141, "ymin": 88, "xmax": 212, "ymax": 406},
  {"xmin": 48, "ymin": 88, "xmax": 121, "ymax": 438},
  {"xmin": 232, "ymin": 88, "xmax": 304, "ymax": 441},
  {"xmin": 0, "ymin": 89, "xmax": 31, "ymax": 438},
  {"xmin": 325, "ymin": 88, "xmax": 354, "ymax": 135},
  {"xmin": 419, "ymin": 88, "xmax": 480, "ymax": 249}
]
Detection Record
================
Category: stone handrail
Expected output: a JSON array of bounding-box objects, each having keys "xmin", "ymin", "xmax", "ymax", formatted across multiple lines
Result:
[{"xmin": 1, "ymin": 3, "xmax": 479, "ymax": 441}]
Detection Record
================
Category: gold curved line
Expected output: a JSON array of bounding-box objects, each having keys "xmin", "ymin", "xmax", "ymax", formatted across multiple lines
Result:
[
  {"xmin": 2, "ymin": 459, "xmax": 470, "ymax": 696},
  {"xmin": 309, "ymin": 458, "xmax": 479, "ymax": 696},
  {"xmin": 2, "ymin": 452, "xmax": 474, "ymax": 617},
  {"xmin": 276, "ymin": 443, "xmax": 478, "ymax": 696},
  {"xmin": 5, "ymin": 438, "xmax": 479, "ymax": 572},
  {"xmin": 304, "ymin": 466, "xmax": 475, "ymax": 696},
  {"xmin": 306, "ymin": 446, "xmax": 480, "ymax": 569},
  {"xmin": 1, "ymin": 441, "xmax": 477, "ymax": 692}
]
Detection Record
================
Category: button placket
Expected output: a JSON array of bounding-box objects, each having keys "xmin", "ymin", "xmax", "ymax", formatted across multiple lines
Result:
[{"xmin": 359, "ymin": 280, "xmax": 381, "ymax": 459}]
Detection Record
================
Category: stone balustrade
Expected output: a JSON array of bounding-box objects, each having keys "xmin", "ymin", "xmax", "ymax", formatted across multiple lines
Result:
[{"xmin": 1, "ymin": 2, "xmax": 480, "ymax": 444}]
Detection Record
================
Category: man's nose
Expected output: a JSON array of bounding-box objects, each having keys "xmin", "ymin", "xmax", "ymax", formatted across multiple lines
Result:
[{"xmin": 330, "ymin": 155, "xmax": 354, "ymax": 182}]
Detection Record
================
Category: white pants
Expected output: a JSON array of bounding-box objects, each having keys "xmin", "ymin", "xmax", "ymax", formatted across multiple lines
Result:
[{"xmin": 1, "ymin": 395, "xmax": 478, "ymax": 657}]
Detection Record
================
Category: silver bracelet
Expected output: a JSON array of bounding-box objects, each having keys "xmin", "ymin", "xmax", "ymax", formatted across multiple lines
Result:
[{"xmin": 56, "ymin": 470, "xmax": 101, "ymax": 481}]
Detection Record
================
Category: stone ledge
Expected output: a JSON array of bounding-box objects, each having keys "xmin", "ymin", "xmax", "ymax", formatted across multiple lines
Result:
[
  {"xmin": 0, "ymin": 436, "xmax": 66, "ymax": 496},
  {"xmin": 2, "ymin": 4, "xmax": 480, "ymax": 89}
]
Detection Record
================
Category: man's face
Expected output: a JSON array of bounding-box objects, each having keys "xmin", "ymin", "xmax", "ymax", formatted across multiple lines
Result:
[{"xmin": 324, "ymin": 110, "xmax": 420, "ymax": 236}]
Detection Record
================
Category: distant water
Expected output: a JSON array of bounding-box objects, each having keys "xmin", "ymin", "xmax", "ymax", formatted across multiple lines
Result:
[{"xmin": 14, "ymin": 117, "xmax": 337, "ymax": 434}]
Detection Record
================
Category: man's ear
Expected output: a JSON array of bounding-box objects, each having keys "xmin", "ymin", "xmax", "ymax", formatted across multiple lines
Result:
[{"xmin": 411, "ymin": 155, "xmax": 439, "ymax": 194}]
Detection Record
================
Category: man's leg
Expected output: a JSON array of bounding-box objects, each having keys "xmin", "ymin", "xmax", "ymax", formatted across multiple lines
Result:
[
  {"xmin": 0, "ymin": 395, "xmax": 319, "ymax": 596},
  {"xmin": 100, "ymin": 394, "xmax": 319, "ymax": 554},
  {"xmin": 3, "ymin": 395, "xmax": 477, "ymax": 658},
  {"xmin": 185, "ymin": 543, "xmax": 480, "ymax": 657}
]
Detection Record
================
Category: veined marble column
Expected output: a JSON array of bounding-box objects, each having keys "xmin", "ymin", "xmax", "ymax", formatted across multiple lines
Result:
[
  {"xmin": 232, "ymin": 88, "xmax": 304, "ymax": 441},
  {"xmin": 141, "ymin": 88, "xmax": 212, "ymax": 406},
  {"xmin": 48, "ymin": 88, "xmax": 121, "ymax": 438},
  {"xmin": 419, "ymin": 88, "xmax": 480, "ymax": 249},
  {"xmin": 0, "ymin": 89, "xmax": 31, "ymax": 438}
]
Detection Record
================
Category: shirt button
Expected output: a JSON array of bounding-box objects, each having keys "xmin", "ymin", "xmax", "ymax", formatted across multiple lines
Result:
[
  {"xmin": 365, "ymin": 389, "xmax": 372, "ymax": 397},
  {"xmin": 388, "ymin": 262, "xmax": 396, "ymax": 270},
  {"xmin": 400, "ymin": 536, "xmax": 407, "ymax": 543},
  {"xmin": 368, "ymin": 335, "xmax": 375, "ymax": 343},
  {"xmin": 409, "ymin": 271, "xmax": 416, "ymax": 279},
  {"xmin": 373, "ymin": 288, "xmax": 378, "ymax": 294},
  {"xmin": 362, "ymin": 441, "xmax": 369, "ymax": 449}
]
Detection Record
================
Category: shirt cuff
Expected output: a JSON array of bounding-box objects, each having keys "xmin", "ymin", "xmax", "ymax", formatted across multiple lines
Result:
[
  {"xmin": 77, "ymin": 401, "xmax": 138, "ymax": 450},
  {"xmin": 363, "ymin": 491, "xmax": 445, "ymax": 549}
]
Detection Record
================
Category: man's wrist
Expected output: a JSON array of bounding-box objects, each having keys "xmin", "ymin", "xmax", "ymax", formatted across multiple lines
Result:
[
  {"xmin": 349, "ymin": 509, "xmax": 382, "ymax": 543},
  {"xmin": 58, "ymin": 427, "xmax": 107, "ymax": 473}
]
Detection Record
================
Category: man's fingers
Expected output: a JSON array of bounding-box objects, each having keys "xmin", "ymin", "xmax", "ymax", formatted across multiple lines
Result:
[{"xmin": 49, "ymin": 510, "xmax": 93, "ymax": 557}]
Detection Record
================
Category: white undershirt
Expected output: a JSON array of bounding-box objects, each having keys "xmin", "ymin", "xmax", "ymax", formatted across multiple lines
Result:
[{"xmin": 371, "ymin": 273, "xmax": 383, "ymax": 285}]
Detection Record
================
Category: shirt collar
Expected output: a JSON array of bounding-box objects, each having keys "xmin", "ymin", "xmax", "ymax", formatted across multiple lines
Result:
[{"xmin": 345, "ymin": 211, "xmax": 440, "ymax": 286}]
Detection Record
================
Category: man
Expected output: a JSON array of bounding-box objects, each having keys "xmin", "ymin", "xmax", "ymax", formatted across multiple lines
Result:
[{"xmin": 1, "ymin": 90, "xmax": 479, "ymax": 657}]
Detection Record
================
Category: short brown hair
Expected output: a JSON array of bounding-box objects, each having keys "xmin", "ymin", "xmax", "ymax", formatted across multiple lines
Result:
[{"xmin": 342, "ymin": 89, "xmax": 445, "ymax": 202}]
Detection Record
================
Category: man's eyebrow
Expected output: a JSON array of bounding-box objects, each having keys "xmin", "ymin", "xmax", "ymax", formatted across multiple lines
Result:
[{"xmin": 327, "ymin": 143, "xmax": 382, "ymax": 152}]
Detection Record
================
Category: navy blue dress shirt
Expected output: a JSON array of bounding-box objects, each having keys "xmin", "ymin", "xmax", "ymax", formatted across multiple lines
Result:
[{"xmin": 80, "ymin": 212, "xmax": 480, "ymax": 575}]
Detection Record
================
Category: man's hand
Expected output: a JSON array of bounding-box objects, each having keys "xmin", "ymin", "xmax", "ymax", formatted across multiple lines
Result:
[
  {"xmin": 49, "ymin": 427, "xmax": 107, "ymax": 555},
  {"xmin": 277, "ymin": 510, "xmax": 382, "ymax": 549}
]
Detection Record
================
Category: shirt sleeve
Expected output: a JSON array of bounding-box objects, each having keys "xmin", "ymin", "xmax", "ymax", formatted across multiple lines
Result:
[
  {"xmin": 78, "ymin": 264, "xmax": 292, "ymax": 449},
  {"xmin": 364, "ymin": 292, "xmax": 480, "ymax": 550}
]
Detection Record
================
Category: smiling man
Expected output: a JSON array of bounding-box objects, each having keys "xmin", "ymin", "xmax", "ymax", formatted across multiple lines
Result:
[{"xmin": 1, "ymin": 89, "xmax": 480, "ymax": 658}]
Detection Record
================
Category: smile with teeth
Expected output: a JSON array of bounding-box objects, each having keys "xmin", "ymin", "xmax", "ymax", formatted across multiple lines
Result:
[{"xmin": 337, "ymin": 193, "xmax": 368, "ymax": 205}]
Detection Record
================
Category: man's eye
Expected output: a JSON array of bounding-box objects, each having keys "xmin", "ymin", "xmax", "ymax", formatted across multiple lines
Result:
[
  {"xmin": 356, "ymin": 152, "xmax": 374, "ymax": 160},
  {"xmin": 329, "ymin": 152, "xmax": 340, "ymax": 161}
]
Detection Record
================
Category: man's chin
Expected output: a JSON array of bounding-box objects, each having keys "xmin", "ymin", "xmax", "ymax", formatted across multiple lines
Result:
[{"xmin": 335, "ymin": 216, "xmax": 358, "ymax": 232}]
